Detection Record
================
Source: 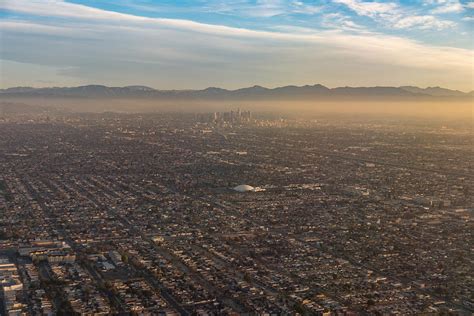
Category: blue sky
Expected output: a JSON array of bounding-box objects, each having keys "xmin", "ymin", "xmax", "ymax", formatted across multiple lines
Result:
[
  {"xmin": 1, "ymin": 0, "xmax": 473, "ymax": 90},
  {"xmin": 65, "ymin": 0, "xmax": 474, "ymax": 48}
]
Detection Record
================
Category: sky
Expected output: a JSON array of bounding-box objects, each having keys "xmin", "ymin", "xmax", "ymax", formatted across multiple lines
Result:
[{"xmin": 0, "ymin": 0, "xmax": 473, "ymax": 91}]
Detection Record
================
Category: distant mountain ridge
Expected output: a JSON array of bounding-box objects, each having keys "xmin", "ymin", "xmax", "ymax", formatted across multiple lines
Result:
[
  {"xmin": 1, "ymin": 84, "xmax": 472, "ymax": 100},
  {"xmin": 399, "ymin": 86, "xmax": 467, "ymax": 97}
]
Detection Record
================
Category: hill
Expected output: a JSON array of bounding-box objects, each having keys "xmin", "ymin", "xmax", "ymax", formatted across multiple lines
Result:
[{"xmin": 0, "ymin": 84, "xmax": 471, "ymax": 100}]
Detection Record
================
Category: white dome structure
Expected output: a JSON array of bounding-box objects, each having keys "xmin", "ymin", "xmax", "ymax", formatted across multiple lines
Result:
[{"xmin": 233, "ymin": 184, "xmax": 255, "ymax": 192}]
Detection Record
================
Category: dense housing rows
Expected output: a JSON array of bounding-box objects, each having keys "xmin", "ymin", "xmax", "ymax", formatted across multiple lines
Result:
[{"xmin": 0, "ymin": 111, "xmax": 472, "ymax": 315}]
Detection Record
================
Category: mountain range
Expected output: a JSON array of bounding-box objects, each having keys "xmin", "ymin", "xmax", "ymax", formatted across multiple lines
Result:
[{"xmin": 1, "ymin": 84, "xmax": 472, "ymax": 100}]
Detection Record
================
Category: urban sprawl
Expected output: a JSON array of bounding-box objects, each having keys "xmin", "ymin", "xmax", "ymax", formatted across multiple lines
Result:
[{"xmin": 0, "ymin": 109, "xmax": 472, "ymax": 315}]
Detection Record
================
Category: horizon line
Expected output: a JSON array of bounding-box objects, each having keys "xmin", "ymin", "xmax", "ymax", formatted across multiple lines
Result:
[{"xmin": 1, "ymin": 83, "xmax": 472, "ymax": 94}]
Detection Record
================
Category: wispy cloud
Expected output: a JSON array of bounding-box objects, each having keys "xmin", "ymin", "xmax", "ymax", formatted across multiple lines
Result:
[
  {"xmin": 393, "ymin": 15, "xmax": 455, "ymax": 29},
  {"xmin": 424, "ymin": 0, "xmax": 464, "ymax": 14},
  {"xmin": 333, "ymin": 0, "xmax": 397, "ymax": 18},
  {"xmin": 334, "ymin": 0, "xmax": 457, "ymax": 30},
  {"xmin": 320, "ymin": 12, "xmax": 367, "ymax": 32},
  {"xmin": 203, "ymin": 0, "xmax": 321, "ymax": 18}
]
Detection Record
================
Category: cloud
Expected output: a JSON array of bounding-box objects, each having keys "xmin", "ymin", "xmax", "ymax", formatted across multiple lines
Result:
[
  {"xmin": 0, "ymin": 0, "xmax": 321, "ymax": 39},
  {"xmin": 333, "ymin": 0, "xmax": 397, "ymax": 18},
  {"xmin": 334, "ymin": 0, "xmax": 457, "ymax": 30},
  {"xmin": 0, "ymin": 0, "xmax": 472, "ymax": 90},
  {"xmin": 426, "ymin": 0, "xmax": 464, "ymax": 14},
  {"xmin": 0, "ymin": 0, "xmax": 132, "ymax": 19},
  {"xmin": 200, "ymin": 0, "xmax": 320, "ymax": 18},
  {"xmin": 393, "ymin": 15, "xmax": 456, "ymax": 29},
  {"xmin": 320, "ymin": 13, "xmax": 367, "ymax": 32}
]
